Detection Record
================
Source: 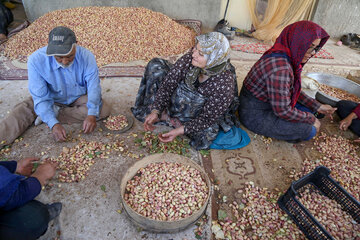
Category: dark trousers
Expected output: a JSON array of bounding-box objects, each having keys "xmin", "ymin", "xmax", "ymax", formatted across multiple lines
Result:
[
  {"xmin": 238, "ymin": 86, "xmax": 313, "ymax": 142},
  {"xmin": 0, "ymin": 200, "xmax": 49, "ymax": 240},
  {"xmin": 336, "ymin": 100, "xmax": 360, "ymax": 136},
  {"xmin": 0, "ymin": 2, "xmax": 13, "ymax": 35}
]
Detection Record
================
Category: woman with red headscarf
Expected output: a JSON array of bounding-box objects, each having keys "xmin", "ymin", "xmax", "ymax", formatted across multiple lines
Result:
[{"xmin": 238, "ymin": 21, "xmax": 337, "ymax": 142}]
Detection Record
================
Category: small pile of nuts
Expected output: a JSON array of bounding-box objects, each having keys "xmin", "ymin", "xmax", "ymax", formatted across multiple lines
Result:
[
  {"xmin": 103, "ymin": 114, "xmax": 128, "ymax": 131},
  {"xmin": 261, "ymin": 136, "xmax": 273, "ymax": 145},
  {"xmin": 0, "ymin": 145, "xmax": 11, "ymax": 155},
  {"xmin": 54, "ymin": 139, "xmax": 110, "ymax": 182},
  {"xmin": 3, "ymin": 7, "xmax": 196, "ymax": 67},
  {"xmin": 297, "ymin": 185, "xmax": 360, "ymax": 239},
  {"xmin": 319, "ymin": 83, "xmax": 360, "ymax": 102},
  {"xmin": 213, "ymin": 182, "xmax": 304, "ymax": 240},
  {"xmin": 135, "ymin": 131, "xmax": 190, "ymax": 155},
  {"xmin": 0, "ymin": 137, "xmax": 23, "ymax": 156},
  {"xmin": 309, "ymin": 132, "xmax": 360, "ymax": 200},
  {"xmin": 124, "ymin": 162, "xmax": 208, "ymax": 221}
]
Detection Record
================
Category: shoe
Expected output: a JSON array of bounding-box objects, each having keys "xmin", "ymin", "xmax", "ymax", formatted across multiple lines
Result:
[
  {"xmin": 34, "ymin": 116, "xmax": 43, "ymax": 126},
  {"xmin": 7, "ymin": 20, "xmax": 30, "ymax": 38},
  {"xmin": 340, "ymin": 34, "xmax": 351, "ymax": 46},
  {"xmin": 47, "ymin": 202, "xmax": 62, "ymax": 221}
]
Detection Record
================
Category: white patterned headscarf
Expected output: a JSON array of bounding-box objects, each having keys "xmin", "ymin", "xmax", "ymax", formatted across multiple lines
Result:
[
  {"xmin": 185, "ymin": 32, "xmax": 231, "ymax": 89},
  {"xmin": 196, "ymin": 32, "xmax": 230, "ymax": 70}
]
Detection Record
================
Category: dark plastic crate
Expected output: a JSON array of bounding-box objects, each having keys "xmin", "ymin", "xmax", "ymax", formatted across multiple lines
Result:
[{"xmin": 277, "ymin": 166, "xmax": 360, "ymax": 240}]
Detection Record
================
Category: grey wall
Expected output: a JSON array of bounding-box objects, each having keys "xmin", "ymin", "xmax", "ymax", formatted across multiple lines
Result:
[
  {"xmin": 312, "ymin": 0, "xmax": 360, "ymax": 38},
  {"xmin": 22, "ymin": 0, "xmax": 221, "ymax": 31}
]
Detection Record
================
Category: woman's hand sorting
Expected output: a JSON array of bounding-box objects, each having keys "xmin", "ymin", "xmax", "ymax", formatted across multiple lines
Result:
[
  {"xmin": 144, "ymin": 112, "xmax": 159, "ymax": 131},
  {"xmin": 339, "ymin": 112, "xmax": 357, "ymax": 131},
  {"xmin": 317, "ymin": 104, "xmax": 337, "ymax": 119},
  {"xmin": 158, "ymin": 126, "xmax": 185, "ymax": 143}
]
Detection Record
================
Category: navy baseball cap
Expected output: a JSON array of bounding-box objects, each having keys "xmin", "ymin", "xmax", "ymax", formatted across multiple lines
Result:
[{"xmin": 46, "ymin": 26, "xmax": 76, "ymax": 56}]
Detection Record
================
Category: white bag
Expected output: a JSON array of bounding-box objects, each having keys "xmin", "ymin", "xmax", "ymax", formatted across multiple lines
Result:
[{"xmin": 301, "ymin": 75, "xmax": 320, "ymax": 98}]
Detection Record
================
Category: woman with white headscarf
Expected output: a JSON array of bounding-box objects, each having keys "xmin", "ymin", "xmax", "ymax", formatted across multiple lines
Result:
[{"xmin": 131, "ymin": 32, "xmax": 243, "ymax": 149}]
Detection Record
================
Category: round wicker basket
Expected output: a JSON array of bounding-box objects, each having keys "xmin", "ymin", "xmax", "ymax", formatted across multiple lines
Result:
[{"xmin": 120, "ymin": 153, "xmax": 211, "ymax": 233}]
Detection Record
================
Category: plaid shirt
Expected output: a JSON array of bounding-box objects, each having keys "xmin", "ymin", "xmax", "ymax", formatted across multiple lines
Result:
[{"xmin": 243, "ymin": 56, "xmax": 320, "ymax": 124}]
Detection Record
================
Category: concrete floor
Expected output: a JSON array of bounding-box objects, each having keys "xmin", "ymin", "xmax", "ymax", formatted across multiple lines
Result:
[
  {"xmin": 1, "ymin": 42, "xmax": 359, "ymax": 240},
  {"xmin": 1, "ymin": 3, "xmax": 360, "ymax": 240},
  {"xmin": 0, "ymin": 77, "xmax": 213, "ymax": 240}
]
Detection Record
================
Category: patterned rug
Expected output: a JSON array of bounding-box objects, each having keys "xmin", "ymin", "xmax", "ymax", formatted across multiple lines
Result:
[
  {"xmin": 0, "ymin": 53, "xmax": 185, "ymax": 80},
  {"xmin": 0, "ymin": 57, "xmax": 146, "ymax": 80},
  {"xmin": 231, "ymin": 41, "xmax": 335, "ymax": 59}
]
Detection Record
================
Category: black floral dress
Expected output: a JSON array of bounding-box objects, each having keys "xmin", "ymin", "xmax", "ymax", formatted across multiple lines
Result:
[{"xmin": 131, "ymin": 51, "xmax": 240, "ymax": 149}]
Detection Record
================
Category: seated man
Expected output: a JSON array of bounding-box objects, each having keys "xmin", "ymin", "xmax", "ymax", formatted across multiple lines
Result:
[
  {"xmin": 0, "ymin": 26, "xmax": 111, "ymax": 146},
  {"xmin": 0, "ymin": 157, "xmax": 61, "ymax": 240}
]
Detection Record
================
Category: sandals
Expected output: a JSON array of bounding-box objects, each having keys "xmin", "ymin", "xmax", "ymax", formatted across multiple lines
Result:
[{"xmin": 340, "ymin": 33, "xmax": 360, "ymax": 49}]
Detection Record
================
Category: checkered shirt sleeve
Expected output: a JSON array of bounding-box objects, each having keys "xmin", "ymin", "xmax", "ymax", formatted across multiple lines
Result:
[{"xmin": 244, "ymin": 56, "xmax": 320, "ymax": 124}]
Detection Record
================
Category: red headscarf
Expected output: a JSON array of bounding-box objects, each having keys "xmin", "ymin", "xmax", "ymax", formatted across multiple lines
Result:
[{"xmin": 262, "ymin": 21, "xmax": 330, "ymax": 108}]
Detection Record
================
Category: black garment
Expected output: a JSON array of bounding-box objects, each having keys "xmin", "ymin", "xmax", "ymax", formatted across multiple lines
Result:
[
  {"xmin": 0, "ymin": 2, "xmax": 13, "ymax": 35},
  {"xmin": 131, "ymin": 58, "xmax": 240, "ymax": 150},
  {"xmin": 131, "ymin": 58, "xmax": 172, "ymax": 122},
  {"xmin": 0, "ymin": 200, "xmax": 49, "ymax": 240},
  {"xmin": 238, "ymin": 86, "xmax": 312, "ymax": 142},
  {"xmin": 336, "ymin": 100, "xmax": 360, "ymax": 136}
]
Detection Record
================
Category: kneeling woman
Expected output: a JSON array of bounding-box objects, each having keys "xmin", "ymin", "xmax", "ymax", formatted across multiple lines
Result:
[
  {"xmin": 131, "ymin": 32, "xmax": 240, "ymax": 149},
  {"xmin": 238, "ymin": 21, "xmax": 336, "ymax": 142}
]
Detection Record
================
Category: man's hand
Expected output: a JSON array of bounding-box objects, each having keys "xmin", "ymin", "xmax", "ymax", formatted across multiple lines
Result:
[
  {"xmin": 16, "ymin": 157, "xmax": 38, "ymax": 176},
  {"xmin": 317, "ymin": 104, "xmax": 337, "ymax": 120},
  {"xmin": 83, "ymin": 115, "xmax": 97, "ymax": 133},
  {"xmin": 144, "ymin": 112, "xmax": 159, "ymax": 132},
  {"xmin": 339, "ymin": 112, "xmax": 357, "ymax": 131},
  {"xmin": 31, "ymin": 162, "xmax": 57, "ymax": 186},
  {"xmin": 52, "ymin": 123, "xmax": 67, "ymax": 142},
  {"xmin": 158, "ymin": 126, "xmax": 185, "ymax": 143}
]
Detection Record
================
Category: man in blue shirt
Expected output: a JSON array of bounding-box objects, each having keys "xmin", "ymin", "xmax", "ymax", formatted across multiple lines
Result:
[
  {"xmin": 0, "ymin": 26, "xmax": 111, "ymax": 145},
  {"xmin": 0, "ymin": 157, "xmax": 61, "ymax": 239}
]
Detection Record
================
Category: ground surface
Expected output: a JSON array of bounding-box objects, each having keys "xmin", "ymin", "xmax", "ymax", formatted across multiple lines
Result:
[
  {"xmin": 1, "ymin": 43, "xmax": 359, "ymax": 239},
  {"xmin": 1, "ymin": 2, "xmax": 360, "ymax": 240}
]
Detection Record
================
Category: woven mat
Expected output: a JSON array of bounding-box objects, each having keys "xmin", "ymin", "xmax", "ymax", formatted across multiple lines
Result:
[
  {"xmin": 0, "ymin": 57, "xmax": 146, "ymax": 80},
  {"xmin": 0, "ymin": 52, "xmax": 185, "ymax": 80},
  {"xmin": 231, "ymin": 41, "xmax": 334, "ymax": 59}
]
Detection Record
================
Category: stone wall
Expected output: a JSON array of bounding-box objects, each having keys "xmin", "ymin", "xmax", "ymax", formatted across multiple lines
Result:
[{"xmin": 312, "ymin": 0, "xmax": 360, "ymax": 38}]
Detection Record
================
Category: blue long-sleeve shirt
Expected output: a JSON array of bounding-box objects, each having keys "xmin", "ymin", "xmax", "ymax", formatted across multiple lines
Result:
[
  {"xmin": 28, "ymin": 45, "xmax": 102, "ymax": 129},
  {"xmin": 0, "ymin": 161, "xmax": 41, "ymax": 211}
]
